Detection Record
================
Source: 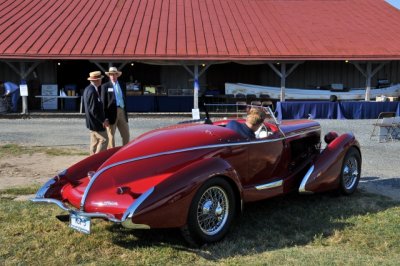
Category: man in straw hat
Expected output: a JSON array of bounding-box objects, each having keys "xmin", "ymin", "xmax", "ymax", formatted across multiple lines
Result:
[
  {"xmin": 101, "ymin": 66, "xmax": 129, "ymax": 148},
  {"xmin": 83, "ymin": 71, "xmax": 109, "ymax": 155}
]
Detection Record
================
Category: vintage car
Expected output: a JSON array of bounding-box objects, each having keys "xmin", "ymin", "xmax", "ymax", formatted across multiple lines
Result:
[{"xmin": 31, "ymin": 105, "xmax": 361, "ymax": 246}]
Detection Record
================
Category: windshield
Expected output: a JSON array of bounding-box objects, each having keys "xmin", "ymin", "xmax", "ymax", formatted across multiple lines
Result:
[{"xmin": 203, "ymin": 103, "xmax": 278, "ymax": 126}]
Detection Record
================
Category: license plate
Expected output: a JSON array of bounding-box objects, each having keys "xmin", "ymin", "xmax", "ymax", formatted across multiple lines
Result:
[{"xmin": 70, "ymin": 213, "xmax": 91, "ymax": 234}]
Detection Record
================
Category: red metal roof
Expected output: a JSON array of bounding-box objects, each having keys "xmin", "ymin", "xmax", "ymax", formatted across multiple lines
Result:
[{"xmin": 1, "ymin": 0, "xmax": 400, "ymax": 61}]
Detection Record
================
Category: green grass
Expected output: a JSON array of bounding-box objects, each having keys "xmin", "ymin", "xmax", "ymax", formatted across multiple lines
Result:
[
  {"xmin": 0, "ymin": 144, "xmax": 87, "ymax": 158},
  {"xmin": 1, "ymin": 188, "xmax": 399, "ymax": 265},
  {"xmin": 0, "ymin": 186, "xmax": 40, "ymax": 196}
]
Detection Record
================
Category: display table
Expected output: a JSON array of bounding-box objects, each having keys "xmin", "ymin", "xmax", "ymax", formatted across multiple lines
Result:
[
  {"xmin": 126, "ymin": 95, "xmax": 193, "ymax": 112},
  {"xmin": 275, "ymin": 101, "xmax": 338, "ymax": 120},
  {"xmin": 35, "ymin": 95, "xmax": 80, "ymax": 111},
  {"xmin": 156, "ymin": 96, "xmax": 193, "ymax": 112},
  {"xmin": 337, "ymin": 101, "xmax": 400, "ymax": 119},
  {"xmin": 276, "ymin": 101, "xmax": 400, "ymax": 120},
  {"xmin": 126, "ymin": 95, "xmax": 156, "ymax": 112}
]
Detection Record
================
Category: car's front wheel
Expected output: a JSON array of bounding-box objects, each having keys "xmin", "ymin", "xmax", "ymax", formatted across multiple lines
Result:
[
  {"xmin": 339, "ymin": 147, "xmax": 361, "ymax": 195},
  {"xmin": 181, "ymin": 177, "xmax": 236, "ymax": 246}
]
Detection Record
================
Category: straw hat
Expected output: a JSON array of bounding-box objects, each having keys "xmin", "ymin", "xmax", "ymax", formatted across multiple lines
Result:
[
  {"xmin": 87, "ymin": 71, "xmax": 104, "ymax": 81},
  {"xmin": 105, "ymin": 67, "xmax": 122, "ymax": 77}
]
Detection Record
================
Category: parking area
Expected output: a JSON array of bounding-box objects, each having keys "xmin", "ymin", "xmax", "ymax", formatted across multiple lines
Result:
[{"xmin": 0, "ymin": 116, "xmax": 399, "ymax": 200}]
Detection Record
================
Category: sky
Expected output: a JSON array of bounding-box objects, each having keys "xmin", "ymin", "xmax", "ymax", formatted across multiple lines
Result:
[{"xmin": 386, "ymin": 0, "xmax": 400, "ymax": 9}]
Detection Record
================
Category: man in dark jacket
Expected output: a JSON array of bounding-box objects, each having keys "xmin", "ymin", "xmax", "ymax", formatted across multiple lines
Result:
[
  {"xmin": 101, "ymin": 66, "xmax": 129, "ymax": 148},
  {"xmin": 226, "ymin": 107, "xmax": 266, "ymax": 139},
  {"xmin": 83, "ymin": 71, "xmax": 109, "ymax": 155}
]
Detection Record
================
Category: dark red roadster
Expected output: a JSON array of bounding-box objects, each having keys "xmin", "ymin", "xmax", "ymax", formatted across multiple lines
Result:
[{"xmin": 32, "ymin": 105, "xmax": 361, "ymax": 245}]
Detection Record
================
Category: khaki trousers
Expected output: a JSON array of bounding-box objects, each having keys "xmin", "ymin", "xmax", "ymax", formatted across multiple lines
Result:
[
  {"xmin": 89, "ymin": 130, "xmax": 108, "ymax": 155},
  {"xmin": 107, "ymin": 107, "xmax": 130, "ymax": 148}
]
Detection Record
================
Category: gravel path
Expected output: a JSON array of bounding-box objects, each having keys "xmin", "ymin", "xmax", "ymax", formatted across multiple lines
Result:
[
  {"xmin": 0, "ymin": 116, "xmax": 184, "ymax": 147},
  {"xmin": 1, "ymin": 116, "xmax": 399, "ymax": 200}
]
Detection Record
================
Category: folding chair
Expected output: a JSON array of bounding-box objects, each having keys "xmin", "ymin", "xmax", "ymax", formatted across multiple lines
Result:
[
  {"xmin": 389, "ymin": 116, "xmax": 400, "ymax": 141},
  {"xmin": 224, "ymin": 94, "xmax": 235, "ymax": 105},
  {"xmin": 235, "ymin": 93, "xmax": 246, "ymax": 99},
  {"xmin": 0, "ymin": 97, "xmax": 9, "ymax": 113},
  {"xmin": 246, "ymin": 94, "xmax": 257, "ymax": 104},
  {"xmin": 250, "ymin": 100, "xmax": 262, "ymax": 106},
  {"xmin": 370, "ymin": 112, "xmax": 396, "ymax": 142},
  {"xmin": 259, "ymin": 93, "xmax": 271, "ymax": 99},
  {"xmin": 236, "ymin": 101, "xmax": 247, "ymax": 116},
  {"xmin": 261, "ymin": 100, "xmax": 274, "ymax": 110}
]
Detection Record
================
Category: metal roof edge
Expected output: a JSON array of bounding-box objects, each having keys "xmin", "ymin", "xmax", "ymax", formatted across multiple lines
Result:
[{"xmin": 1, "ymin": 55, "xmax": 400, "ymax": 62}]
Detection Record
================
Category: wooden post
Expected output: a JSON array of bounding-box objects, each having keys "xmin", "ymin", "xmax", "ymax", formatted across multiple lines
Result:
[
  {"xmin": 20, "ymin": 63, "xmax": 28, "ymax": 114},
  {"xmin": 280, "ymin": 63, "xmax": 286, "ymax": 102},
  {"xmin": 267, "ymin": 62, "xmax": 302, "ymax": 102},
  {"xmin": 365, "ymin": 62, "xmax": 372, "ymax": 101},
  {"xmin": 193, "ymin": 64, "xmax": 199, "ymax": 110},
  {"xmin": 353, "ymin": 62, "xmax": 386, "ymax": 101},
  {"xmin": 182, "ymin": 64, "xmax": 211, "ymax": 119}
]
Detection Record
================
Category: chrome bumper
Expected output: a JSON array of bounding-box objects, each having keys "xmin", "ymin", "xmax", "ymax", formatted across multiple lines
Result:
[
  {"xmin": 298, "ymin": 165, "xmax": 314, "ymax": 194},
  {"xmin": 30, "ymin": 179, "xmax": 154, "ymax": 230}
]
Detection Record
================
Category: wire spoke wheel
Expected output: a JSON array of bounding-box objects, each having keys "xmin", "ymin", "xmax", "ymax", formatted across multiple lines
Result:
[
  {"xmin": 196, "ymin": 186, "xmax": 229, "ymax": 236},
  {"xmin": 343, "ymin": 156, "xmax": 359, "ymax": 190},
  {"xmin": 339, "ymin": 147, "xmax": 361, "ymax": 195},
  {"xmin": 181, "ymin": 177, "xmax": 235, "ymax": 246}
]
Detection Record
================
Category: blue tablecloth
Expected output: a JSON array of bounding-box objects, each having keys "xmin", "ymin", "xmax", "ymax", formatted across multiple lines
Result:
[
  {"xmin": 276, "ymin": 101, "xmax": 400, "ymax": 120},
  {"xmin": 157, "ymin": 96, "xmax": 193, "ymax": 112},
  {"xmin": 126, "ymin": 96, "xmax": 193, "ymax": 112},
  {"xmin": 337, "ymin": 101, "xmax": 400, "ymax": 119},
  {"xmin": 126, "ymin": 96, "xmax": 156, "ymax": 112},
  {"xmin": 275, "ymin": 101, "xmax": 338, "ymax": 120}
]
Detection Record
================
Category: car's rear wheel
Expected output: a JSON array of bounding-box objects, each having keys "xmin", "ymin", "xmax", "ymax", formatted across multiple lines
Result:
[
  {"xmin": 181, "ymin": 177, "xmax": 235, "ymax": 246},
  {"xmin": 339, "ymin": 147, "xmax": 361, "ymax": 195}
]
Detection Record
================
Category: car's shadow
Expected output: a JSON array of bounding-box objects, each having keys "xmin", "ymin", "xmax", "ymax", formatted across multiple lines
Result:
[
  {"xmin": 109, "ymin": 188, "xmax": 399, "ymax": 259},
  {"xmin": 360, "ymin": 176, "xmax": 400, "ymax": 188},
  {"xmin": 359, "ymin": 176, "xmax": 400, "ymax": 201}
]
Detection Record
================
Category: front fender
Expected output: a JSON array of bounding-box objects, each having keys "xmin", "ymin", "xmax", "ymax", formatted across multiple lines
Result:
[
  {"xmin": 130, "ymin": 157, "xmax": 242, "ymax": 228},
  {"xmin": 300, "ymin": 133, "xmax": 361, "ymax": 193}
]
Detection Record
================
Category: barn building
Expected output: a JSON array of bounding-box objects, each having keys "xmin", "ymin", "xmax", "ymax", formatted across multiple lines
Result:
[{"xmin": 1, "ymin": 0, "xmax": 400, "ymax": 113}]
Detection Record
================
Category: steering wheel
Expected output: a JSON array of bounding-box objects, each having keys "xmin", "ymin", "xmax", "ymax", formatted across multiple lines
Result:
[{"xmin": 255, "ymin": 124, "xmax": 269, "ymax": 139}]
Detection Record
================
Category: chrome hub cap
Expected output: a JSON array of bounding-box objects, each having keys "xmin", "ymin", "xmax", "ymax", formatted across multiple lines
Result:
[
  {"xmin": 197, "ymin": 186, "xmax": 229, "ymax": 236},
  {"xmin": 343, "ymin": 156, "xmax": 359, "ymax": 190}
]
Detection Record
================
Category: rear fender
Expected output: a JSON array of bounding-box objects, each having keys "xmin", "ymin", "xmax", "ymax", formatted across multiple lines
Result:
[
  {"xmin": 299, "ymin": 133, "xmax": 361, "ymax": 193},
  {"xmin": 131, "ymin": 157, "xmax": 242, "ymax": 228},
  {"xmin": 42, "ymin": 147, "xmax": 121, "ymax": 199}
]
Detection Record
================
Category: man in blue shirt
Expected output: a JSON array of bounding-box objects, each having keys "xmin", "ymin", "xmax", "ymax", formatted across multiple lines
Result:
[
  {"xmin": 101, "ymin": 67, "xmax": 130, "ymax": 148},
  {"xmin": 0, "ymin": 81, "xmax": 20, "ymax": 112}
]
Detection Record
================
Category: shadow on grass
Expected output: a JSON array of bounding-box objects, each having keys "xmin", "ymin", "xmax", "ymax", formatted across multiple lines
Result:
[
  {"xmin": 360, "ymin": 176, "xmax": 400, "ymax": 188},
  {"xmin": 109, "ymin": 226, "xmax": 188, "ymax": 249},
  {"xmin": 109, "ymin": 189, "xmax": 399, "ymax": 258}
]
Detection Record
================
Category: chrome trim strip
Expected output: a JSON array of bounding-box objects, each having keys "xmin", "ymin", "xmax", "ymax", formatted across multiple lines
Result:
[
  {"xmin": 121, "ymin": 187, "xmax": 154, "ymax": 220},
  {"xmin": 283, "ymin": 127, "xmax": 321, "ymax": 139},
  {"xmin": 30, "ymin": 198, "xmax": 71, "ymax": 211},
  {"xmin": 299, "ymin": 165, "xmax": 315, "ymax": 194},
  {"xmin": 69, "ymin": 210, "xmax": 120, "ymax": 222},
  {"xmin": 34, "ymin": 169, "xmax": 67, "ymax": 199},
  {"xmin": 80, "ymin": 127, "xmax": 321, "ymax": 209},
  {"xmin": 121, "ymin": 187, "xmax": 154, "ymax": 228},
  {"xmin": 58, "ymin": 169, "xmax": 67, "ymax": 177},
  {"xmin": 35, "ymin": 178, "xmax": 56, "ymax": 198},
  {"xmin": 30, "ymin": 198, "xmax": 120, "ymax": 223},
  {"xmin": 255, "ymin": 179, "xmax": 283, "ymax": 190},
  {"xmin": 31, "ymin": 187, "xmax": 154, "ymax": 228}
]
